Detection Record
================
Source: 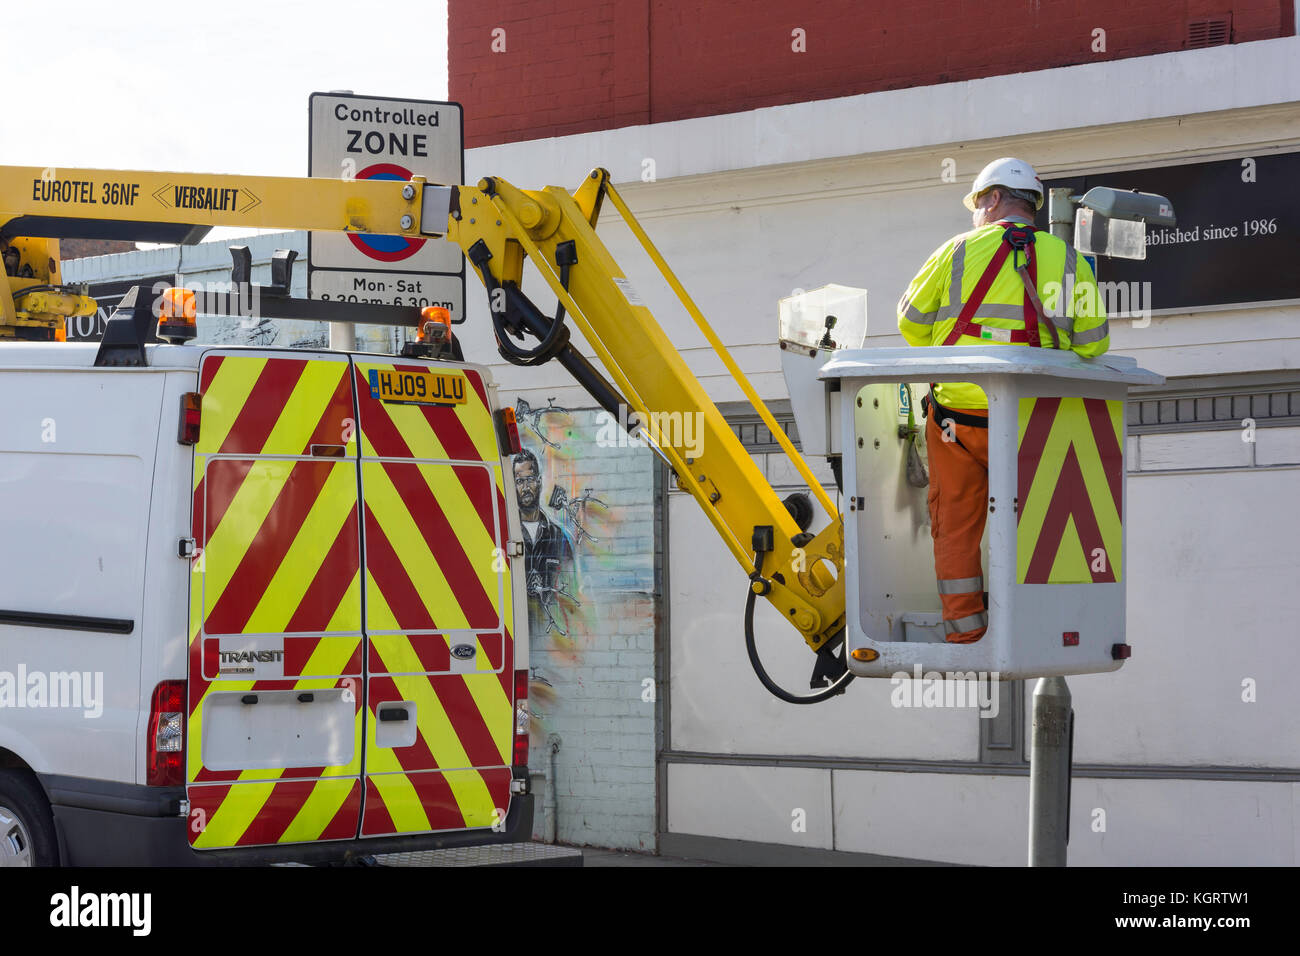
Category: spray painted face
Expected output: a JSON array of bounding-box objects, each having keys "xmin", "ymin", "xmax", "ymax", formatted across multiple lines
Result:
[{"xmin": 514, "ymin": 459, "xmax": 540, "ymax": 510}]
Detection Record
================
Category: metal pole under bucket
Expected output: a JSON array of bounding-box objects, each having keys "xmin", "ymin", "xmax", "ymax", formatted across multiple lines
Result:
[{"xmin": 1028, "ymin": 676, "xmax": 1073, "ymax": 866}]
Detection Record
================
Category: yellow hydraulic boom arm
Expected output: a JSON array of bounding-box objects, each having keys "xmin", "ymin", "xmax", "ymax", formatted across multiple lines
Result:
[{"xmin": 443, "ymin": 170, "xmax": 847, "ymax": 669}]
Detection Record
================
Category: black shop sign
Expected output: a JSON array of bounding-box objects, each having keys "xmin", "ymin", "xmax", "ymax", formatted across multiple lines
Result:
[
  {"xmin": 68, "ymin": 275, "xmax": 174, "ymax": 342},
  {"xmin": 1038, "ymin": 152, "xmax": 1300, "ymax": 312}
]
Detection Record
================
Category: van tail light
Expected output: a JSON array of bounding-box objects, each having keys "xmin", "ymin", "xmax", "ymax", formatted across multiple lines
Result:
[
  {"xmin": 147, "ymin": 680, "xmax": 186, "ymax": 786},
  {"xmin": 497, "ymin": 406, "xmax": 522, "ymax": 456},
  {"xmin": 513, "ymin": 669, "xmax": 530, "ymax": 768},
  {"xmin": 178, "ymin": 392, "xmax": 202, "ymax": 445}
]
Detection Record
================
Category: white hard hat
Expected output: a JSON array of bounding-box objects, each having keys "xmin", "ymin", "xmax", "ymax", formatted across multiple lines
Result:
[{"xmin": 963, "ymin": 157, "xmax": 1044, "ymax": 211}]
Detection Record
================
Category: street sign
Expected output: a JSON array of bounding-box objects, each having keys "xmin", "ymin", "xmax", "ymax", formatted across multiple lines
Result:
[
  {"xmin": 307, "ymin": 268, "xmax": 463, "ymax": 322},
  {"xmin": 308, "ymin": 92, "xmax": 465, "ymax": 322}
]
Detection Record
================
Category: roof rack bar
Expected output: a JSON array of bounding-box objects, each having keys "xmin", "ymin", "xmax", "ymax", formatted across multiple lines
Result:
[
  {"xmin": 92, "ymin": 282, "xmax": 436, "ymax": 367},
  {"xmin": 194, "ymin": 287, "xmax": 426, "ymax": 327}
]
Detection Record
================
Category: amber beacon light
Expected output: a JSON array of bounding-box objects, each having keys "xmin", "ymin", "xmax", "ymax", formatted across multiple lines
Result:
[{"xmin": 157, "ymin": 287, "xmax": 198, "ymax": 344}]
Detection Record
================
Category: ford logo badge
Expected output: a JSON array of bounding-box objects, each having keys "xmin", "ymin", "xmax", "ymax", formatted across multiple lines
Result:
[{"xmin": 451, "ymin": 644, "xmax": 476, "ymax": 660}]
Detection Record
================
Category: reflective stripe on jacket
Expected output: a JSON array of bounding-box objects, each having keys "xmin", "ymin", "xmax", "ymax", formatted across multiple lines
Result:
[{"xmin": 896, "ymin": 220, "xmax": 1110, "ymax": 409}]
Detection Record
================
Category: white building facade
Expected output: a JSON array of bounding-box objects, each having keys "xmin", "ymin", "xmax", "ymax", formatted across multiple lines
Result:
[{"xmin": 65, "ymin": 35, "xmax": 1300, "ymax": 864}]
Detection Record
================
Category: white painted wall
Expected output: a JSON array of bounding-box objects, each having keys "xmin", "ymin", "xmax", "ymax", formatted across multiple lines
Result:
[
  {"xmin": 668, "ymin": 766, "xmax": 1299, "ymax": 866},
  {"xmin": 1069, "ymin": 464, "xmax": 1300, "ymax": 768}
]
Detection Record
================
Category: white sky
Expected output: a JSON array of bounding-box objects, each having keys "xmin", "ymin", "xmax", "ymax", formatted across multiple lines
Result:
[{"xmin": 0, "ymin": 0, "xmax": 449, "ymax": 177}]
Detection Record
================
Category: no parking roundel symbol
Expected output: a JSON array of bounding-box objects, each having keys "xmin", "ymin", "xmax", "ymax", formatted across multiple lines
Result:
[{"xmin": 348, "ymin": 162, "xmax": 427, "ymax": 262}]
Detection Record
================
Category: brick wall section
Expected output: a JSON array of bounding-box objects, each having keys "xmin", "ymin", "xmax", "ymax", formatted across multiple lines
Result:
[
  {"xmin": 450, "ymin": 0, "xmax": 648, "ymax": 145},
  {"xmin": 58, "ymin": 239, "xmax": 136, "ymax": 260},
  {"xmin": 521, "ymin": 408, "xmax": 658, "ymax": 851},
  {"xmin": 450, "ymin": 0, "xmax": 1294, "ymax": 146}
]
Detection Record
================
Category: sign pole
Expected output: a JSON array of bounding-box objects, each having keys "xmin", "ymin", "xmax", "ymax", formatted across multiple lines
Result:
[{"xmin": 329, "ymin": 321, "xmax": 356, "ymax": 351}]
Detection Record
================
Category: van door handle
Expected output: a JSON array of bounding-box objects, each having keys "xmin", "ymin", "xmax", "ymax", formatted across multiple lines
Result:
[
  {"xmin": 379, "ymin": 708, "xmax": 409, "ymax": 722},
  {"xmin": 310, "ymin": 444, "xmax": 347, "ymax": 458}
]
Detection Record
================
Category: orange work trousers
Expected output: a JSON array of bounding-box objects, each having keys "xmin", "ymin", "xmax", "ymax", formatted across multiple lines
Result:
[{"xmin": 925, "ymin": 408, "xmax": 990, "ymax": 643}]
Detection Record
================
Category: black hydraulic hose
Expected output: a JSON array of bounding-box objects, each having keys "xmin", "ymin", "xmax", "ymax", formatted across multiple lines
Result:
[
  {"xmin": 490, "ymin": 283, "xmax": 570, "ymax": 367},
  {"xmin": 556, "ymin": 346, "xmax": 626, "ymax": 421},
  {"xmin": 466, "ymin": 242, "xmax": 633, "ymax": 429},
  {"xmin": 743, "ymin": 586, "xmax": 856, "ymax": 705},
  {"xmin": 465, "ymin": 239, "xmax": 570, "ymax": 367},
  {"xmin": 11, "ymin": 284, "xmax": 67, "ymax": 299}
]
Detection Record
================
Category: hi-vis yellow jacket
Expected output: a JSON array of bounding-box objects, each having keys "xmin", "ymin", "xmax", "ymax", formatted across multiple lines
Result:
[{"xmin": 897, "ymin": 219, "xmax": 1110, "ymax": 409}]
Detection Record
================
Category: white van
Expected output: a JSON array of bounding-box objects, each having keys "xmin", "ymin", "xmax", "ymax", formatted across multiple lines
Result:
[{"xmin": 0, "ymin": 327, "xmax": 531, "ymax": 865}]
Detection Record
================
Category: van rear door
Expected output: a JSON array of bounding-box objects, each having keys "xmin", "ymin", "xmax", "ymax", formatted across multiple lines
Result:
[
  {"xmin": 351, "ymin": 359, "xmax": 516, "ymax": 837},
  {"xmin": 186, "ymin": 350, "xmax": 365, "ymax": 849}
]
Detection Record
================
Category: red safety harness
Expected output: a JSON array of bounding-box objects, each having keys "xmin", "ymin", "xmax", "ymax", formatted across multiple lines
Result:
[
  {"xmin": 924, "ymin": 221, "xmax": 1060, "ymax": 429},
  {"xmin": 940, "ymin": 221, "xmax": 1059, "ymax": 350}
]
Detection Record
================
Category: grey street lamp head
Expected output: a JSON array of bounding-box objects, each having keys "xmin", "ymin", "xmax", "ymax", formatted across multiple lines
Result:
[{"xmin": 1078, "ymin": 186, "xmax": 1177, "ymax": 226}]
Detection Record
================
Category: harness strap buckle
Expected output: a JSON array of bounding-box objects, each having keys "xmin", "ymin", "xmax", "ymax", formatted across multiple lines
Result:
[{"xmin": 1002, "ymin": 224, "xmax": 1035, "ymax": 251}]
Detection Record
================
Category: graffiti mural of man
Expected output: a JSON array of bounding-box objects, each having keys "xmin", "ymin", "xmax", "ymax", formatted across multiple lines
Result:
[{"xmin": 513, "ymin": 448, "xmax": 578, "ymax": 636}]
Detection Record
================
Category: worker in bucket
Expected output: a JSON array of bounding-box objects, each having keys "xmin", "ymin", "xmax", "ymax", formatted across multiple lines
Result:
[{"xmin": 896, "ymin": 157, "xmax": 1109, "ymax": 643}]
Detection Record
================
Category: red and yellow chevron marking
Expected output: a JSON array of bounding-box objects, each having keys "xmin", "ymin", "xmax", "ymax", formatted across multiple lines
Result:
[
  {"xmin": 362, "ymin": 462, "xmax": 502, "ymax": 631},
  {"xmin": 354, "ymin": 361, "xmax": 497, "ymax": 462},
  {"xmin": 187, "ymin": 353, "xmax": 366, "ymax": 848},
  {"xmin": 186, "ymin": 354, "xmax": 516, "ymax": 848},
  {"xmin": 1017, "ymin": 396, "xmax": 1124, "ymax": 584},
  {"xmin": 367, "ymin": 632, "xmax": 503, "ymax": 675},
  {"xmin": 189, "ymin": 777, "xmax": 363, "ymax": 848},
  {"xmin": 354, "ymin": 360, "xmax": 515, "ymax": 835},
  {"xmin": 362, "ymin": 768, "xmax": 512, "ymax": 836},
  {"xmin": 366, "ymin": 642, "xmax": 513, "ymax": 772},
  {"xmin": 354, "ymin": 362, "xmax": 503, "ymax": 626},
  {"xmin": 359, "ymin": 585, "xmax": 513, "ymax": 834}
]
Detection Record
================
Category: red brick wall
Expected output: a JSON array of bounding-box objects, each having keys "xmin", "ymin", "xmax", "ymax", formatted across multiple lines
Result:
[
  {"xmin": 450, "ymin": 0, "xmax": 1294, "ymax": 147},
  {"xmin": 58, "ymin": 238, "xmax": 136, "ymax": 260}
]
